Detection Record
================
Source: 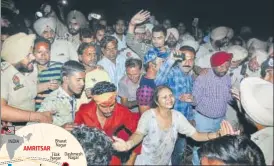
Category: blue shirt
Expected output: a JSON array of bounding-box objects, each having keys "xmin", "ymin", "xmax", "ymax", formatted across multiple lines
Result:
[{"xmin": 155, "ymin": 58, "xmax": 194, "ymax": 120}]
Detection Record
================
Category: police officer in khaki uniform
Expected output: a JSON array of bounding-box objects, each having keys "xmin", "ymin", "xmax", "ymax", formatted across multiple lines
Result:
[
  {"xmin": 33, "ymin": 17, "xmax": 78, "ymax": 64},
  {"xmin": 1, "ymin": 33, "xmax": 53, "ymax": 124},
  {"xmin": 66, "ymin": 10, "xmax": 88, "ymax": 50}
]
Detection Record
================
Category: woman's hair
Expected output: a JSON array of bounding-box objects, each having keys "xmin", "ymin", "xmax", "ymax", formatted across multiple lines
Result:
[
  {"xmin": 199, "ymin": 135, "xmax": 266, "ymax": 165},
  {"xmin": 151, "ymin": 85, "xmax": 172, "ymax": 108}
]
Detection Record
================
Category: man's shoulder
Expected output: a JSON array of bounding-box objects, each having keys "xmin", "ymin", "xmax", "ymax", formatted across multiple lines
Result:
[{"xmin": 78, "ymin": 101, "xmax": 96, "ymax": 112}]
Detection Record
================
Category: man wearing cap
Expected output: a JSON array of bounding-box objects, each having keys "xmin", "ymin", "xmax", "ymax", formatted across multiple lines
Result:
[
  {"xmin": 136, "ymin": 47, "xmax": 169, "ymax": 114},
  {"xmin": 181, "ymin": 52, "xmax": 234, "ymax": 132},
  {"xmin": 33, "ymin": 17, "xmax": 78, "ymax": 63},
  {"xmin": 75, "ymin": 81, "xmax": 141, "ymax": 165},
  {"xmin": 195, "ymin": 26, "xmax": 232, "ymax": 68},
  {"xmin": 1, "ymin": 33, "xmax": 53, "ymax": 124},
  {"xmin": 27, "ymin": 60, "xmax": 86, "ymax": 127},
  {"xmin": 66, "ymin": 10, "xmax": 88, "ymax": 50},
  {"xmin": 239, "ymin": 77, "xmax": 273, "ymax": 165}
]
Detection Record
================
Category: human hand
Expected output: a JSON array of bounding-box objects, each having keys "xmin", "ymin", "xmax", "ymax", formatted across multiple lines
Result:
[
  {"xmin": 180, "ymin": 94, "xmax": 193, "ymax": 103},
  {"xmin": 231, "ymin": 88, "xmax": 240, "ymax": 101},
  {"xmin": 62, "ymin": 122, "xmax": 77, "ymax": 131},
  {"xmin": 112, "ymin": 136, "xmax": 130, "ymax": 152},
  {"xmin": 218, "ymin": 120, "xmax": 240, "ymax": 137},
  {"xmin": 33, "ymin": 111, "xmax": 54, "ymax": 123},
  {"xmin": 130, "ymin": 10, "xmax": 150, "ymax": 25},
  {"xmin": 48, "ymin": 80, "xmax": 59, "ymax": 90}
]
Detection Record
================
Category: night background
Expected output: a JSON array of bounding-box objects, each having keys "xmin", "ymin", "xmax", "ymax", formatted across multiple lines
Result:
[{"xmin": 3, "ymin": 0, "xmax": 273, "ymax": 39}]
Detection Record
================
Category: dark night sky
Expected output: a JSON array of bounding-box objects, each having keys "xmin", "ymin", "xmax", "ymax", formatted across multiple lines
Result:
[{"xmin": 10, "ymin": 0, "xmax": 274, "ymax": 39}]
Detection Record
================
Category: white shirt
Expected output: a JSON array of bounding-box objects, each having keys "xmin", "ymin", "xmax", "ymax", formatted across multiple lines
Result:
[
  {"xmin": 112, "ymin": 33, "xmax": 127, "ymax": 51},
  {"xmin": 97, "ymin": 54, "xmax": 127, "ymax": 90}
]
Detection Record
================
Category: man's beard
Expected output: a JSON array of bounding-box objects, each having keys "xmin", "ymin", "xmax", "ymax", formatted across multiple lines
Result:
[
  {"xmin": 47, "ymin": 37, "xmax": 55, "ymax": 44},
  {"xmin": 14, "ymin": 61, "xmax": 34, "ymax": 73},
  {"xmin": 213, "ymin": 68, "xmax": 228, "ymax": 77},
  {"xmin": 69, "ymin": 28, "xmax": 80, "ymax": 35},
  {"xmin": 167, "ymin": 41, "xmax": 177, "ymax": 48}
]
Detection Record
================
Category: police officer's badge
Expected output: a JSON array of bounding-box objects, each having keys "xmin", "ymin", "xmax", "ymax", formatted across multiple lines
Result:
[{"xmin": 12, "ymin": 75, "xmax": 24, "ymax": 91}]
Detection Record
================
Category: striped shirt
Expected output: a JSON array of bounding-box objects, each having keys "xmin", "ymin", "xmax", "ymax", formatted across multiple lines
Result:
[
  {"xmin": 193, "ymin": 69, "xmax": 233, "ymax": 118},
  {"xmin": 35, "ymin": 61, "xmax": 63, "ymax": 111}
]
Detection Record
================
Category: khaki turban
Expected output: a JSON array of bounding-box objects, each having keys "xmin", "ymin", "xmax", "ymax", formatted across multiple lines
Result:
[
  {"xmin": 247, "ymin": 38, "xmax": 267, "ymax": 52},
  {"xmin": 33, "ymin": 17, "xmax": 57, "ymax": 36},
  {"xmin": 67, "ymin": 10, "xmax": 87, "ymax": 28},
  {"xmin": 1, "ymin": 33, "xmax": 36, "ymax": 64},
  {"xmin": 252, "ymin": 50, "xmax": 269, "ymax": 65}
]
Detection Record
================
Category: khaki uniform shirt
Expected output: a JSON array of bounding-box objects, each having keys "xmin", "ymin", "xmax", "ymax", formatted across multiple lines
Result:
[
  {"xmin": 28, "ymin": 87, "xmax": 76, "ymax": 127},
  {"xmin": 1, "ymin": 62, "xmax": 37, "ymax": 111},
  {"xmin": 50, "ymin": 38, "xmax": 78, "ymax": 63},
  {"xmin": 126, "ymin": 33, "xmax": 152, "ymax": 59},
  {"xmin": 66, "ymin": 33, "xmax": 81, "ymax": 51}
]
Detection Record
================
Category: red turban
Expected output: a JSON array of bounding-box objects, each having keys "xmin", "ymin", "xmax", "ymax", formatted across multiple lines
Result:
[{"xmin": 211, "ymin": 51, "xmax": 233, "ymax": 67}]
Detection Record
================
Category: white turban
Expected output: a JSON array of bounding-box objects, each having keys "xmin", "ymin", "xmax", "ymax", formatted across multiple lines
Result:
[
  {"xmin": 1, "ymin": 33, "xmax": 36, "ymax": 64},
  {"xmin": 166, "ymin": 28, "xmax": 179, "ymax": 41},
  {"xmin": 144, "ymin": 23, "xmax": 154, "ymax": 33},
  {"xmin": 180, "ymin": 40, "xmax": 200, "ymax": 52},
  {"xmin": 251, "ymin": 50, "xmax": 269, "ymax": 65},
  {"xmin": 227, "ymin": 28, "xmax": 234, "ymax": 40},
  {"xmin": 240, "ymin": 77, "xmax": 273, "ymax": 126},
  {"xmin": 180, "ymin": 34, "xmax": 195, "ymax": 41},
  {"xmin": 210, "ymin": 26, "xmax": 229, "ymax": 40},
  {"xmin": 33, "ymin": 17, "xmax": 57, "ymax": 36},
  {"xmin": 226, "ymin": 45, "xmax": 248, "ymax": 61},
  {"xmin": 67, "ymin": 10, "xmax": 88, "ymax": 28},
  {"xmin": 247, "ymin": 38, "xmax": 267, "ymax": 52},
  {"xmin": 135, "ymin": 25, "xmax": 146, "ymax": 33}
]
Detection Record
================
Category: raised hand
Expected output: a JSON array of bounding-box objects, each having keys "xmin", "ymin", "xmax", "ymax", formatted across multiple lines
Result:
[
  {"xmin": 219, "ymin": 120, "xmax": 240, "ymax": 136},
  {"xmin": 130, "ymin": 10, "xmax": 150, "ymax": 25}
]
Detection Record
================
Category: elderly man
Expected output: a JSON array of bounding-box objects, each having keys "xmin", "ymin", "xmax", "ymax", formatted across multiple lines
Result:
[
  {"xmin": 1, "ymin": 33, "xmax": 52, "ymax": 125},
  {"xmin": 239, "ymin": 77, "xmax": 273, "ymax": 165},
  {"xmin": 195, "ymin": 26, "xmax": 232, "ymax": 68},
  {"xmin": 28, "ymin": 60, "xmax": 86, "ymax": 127},
  {"xmin": 246, "ymin": 50, "xmax": 269, "ymax": 77},
  {"xmin": 126, "ymin": 10, "xmax": 152, "ymax": 59},
  {"xmin": 166, "ymin": 28, "xmax": 180, "ymax": 51},
  {"xmin": 33, "ymin": 17, "xmax": 78, "ymax": 63},
  {"xmin": 66, "ymin": 10, "xmax": 88, "ymax": 50},
  {"xmin": 118, "ymin": 58, "xmax": 142, "ymax": 112},
  {"xmin": 75, "ymin": 81, "xmax": 141, "ymax": 165}
]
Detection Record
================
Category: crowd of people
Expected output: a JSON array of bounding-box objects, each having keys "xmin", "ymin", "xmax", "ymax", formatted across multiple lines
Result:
[{"xmin": 1, "ymin": 2, "xmax": 273, "ymax": 165}]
